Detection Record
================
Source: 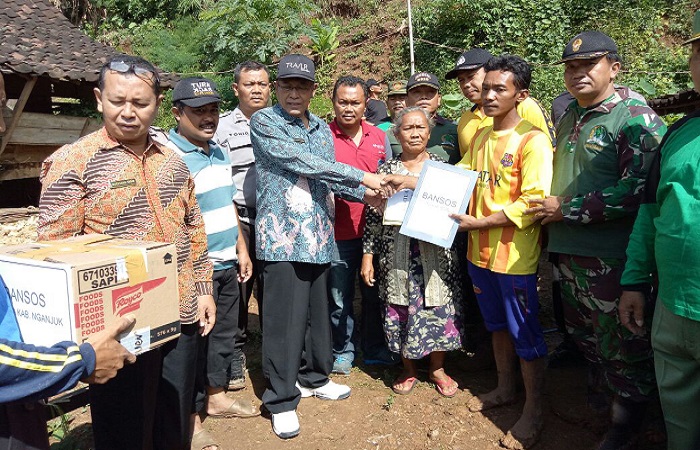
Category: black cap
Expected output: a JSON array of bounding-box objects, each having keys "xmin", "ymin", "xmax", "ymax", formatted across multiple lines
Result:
[
  {"xmin": 556, "ymin": 31, "xmax": 618, "ymax": 64},
  {"xmin": 445, "ymin": 49, "xmax": 493, "ymax": 79},
  {"xmin": 366, "ymin": 78, "xmax": 380, "ymax": 88},
  {"xmin": 172, "ymin": 77, "xmax": 221, "ymax": 107},
  {"xmin": 277, "ymin": 54, "xmax": 315, "ymax": 82},
  {"xmin": 406, "ymin": 72, "xmax": 440, "ymax": 91}
]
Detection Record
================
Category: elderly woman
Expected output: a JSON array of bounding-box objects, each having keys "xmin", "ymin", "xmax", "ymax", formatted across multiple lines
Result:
[{"xmin": 361, "ymin": 107, "xmax": 463, "ymax": 397}]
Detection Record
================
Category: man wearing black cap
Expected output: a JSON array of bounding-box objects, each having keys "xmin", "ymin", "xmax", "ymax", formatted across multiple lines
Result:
[
  {"xmin": 446, "ymin": 48, "xmax": 555, "ymax": 157},
  {"xmin": 165, "ymin": 77, "xmax": 259, "ymax": 449},
  {"xmin": 619, "ymin": 10, "xmax": 700, "ymax": 450},
  {"xmin": 364, "ymin": 78, "xmax": 388, "ymax": 125},
  {"xmin": 387, "ymin": 71, "xmax": 461, "ymax": 164},
  {"xmin": 249, "ymin": 54, "xmax": 386, "ymax": 439},
  {"xmin": 527, "ymin": 31, "xmax": 667, "ymax": 450}
]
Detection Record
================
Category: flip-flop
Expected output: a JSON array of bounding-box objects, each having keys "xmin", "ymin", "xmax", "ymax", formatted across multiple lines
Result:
[
  {"xmin": 432, "ymin": 375, "xmax": 458, "ymax": 398},
  {"xmin": 392, "ymin": 376, "xmax": 417, "ymax": 395},
  {"xmin": 191, "ymin": 429, "xmax": 219, "ymax": 450},
  {"xmin": 207, "ymin": 399, "xmax": 260, "ymax": 419}
]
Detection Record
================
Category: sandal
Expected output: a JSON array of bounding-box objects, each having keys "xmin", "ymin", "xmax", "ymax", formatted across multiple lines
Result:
[
  {"xmin": 431, "ymin": 375, "xmax": 458, "ymax": 398},
  {"xmin": 391, "ymin": 375, "xmax": 417, "ymax": 395},
  {"xmin": 191, "ymin": 429, "xmax": 219, "ymax": 450},
  {"xmin": 207, "ymin": 399, "xmax": 260, "ymax": 419}
]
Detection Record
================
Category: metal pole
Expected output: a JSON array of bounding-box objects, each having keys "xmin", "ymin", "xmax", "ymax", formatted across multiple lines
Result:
[{"xmin": 407, "ymin": 0, "xmax": 415, "ymax": 74}]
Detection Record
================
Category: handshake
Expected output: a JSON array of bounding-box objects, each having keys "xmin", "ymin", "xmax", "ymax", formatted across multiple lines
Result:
[{"xmin": 361, "ymin": 173, "xmax": 419, "ymax": 209}]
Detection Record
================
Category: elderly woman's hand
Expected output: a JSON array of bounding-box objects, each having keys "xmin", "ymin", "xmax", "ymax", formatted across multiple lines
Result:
[
  {"xmin": 360, "ymin": 254, "xmax": 376, "ymax": 286},
  {"xmin": 381, "ymin": 174, "xmax": 417, "ymax": 193}
]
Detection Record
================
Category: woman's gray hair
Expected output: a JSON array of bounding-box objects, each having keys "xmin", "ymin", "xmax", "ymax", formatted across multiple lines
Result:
[{"xmin": 391, "ymin": 106, "xmax": 434, "ymax": 137}]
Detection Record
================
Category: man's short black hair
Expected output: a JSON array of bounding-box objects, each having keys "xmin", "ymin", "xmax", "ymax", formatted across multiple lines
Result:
[
  {"xmin": 98, "ymin": 55, "xmax": 161, "ymax": 95},
  {"xmin": 234, "ymin": 61, "xmax": 269, "ymax": 83},
  {"xmin": 484, "ymin": 55, "xmax": 532, "ymax": 91},
  {"xmin": 606, "ymin": 53, "xmax": 621, "ymax": 63},
  {"xmin": 332, "ymin": 75, "xmax": 368, "ymax": 100}
]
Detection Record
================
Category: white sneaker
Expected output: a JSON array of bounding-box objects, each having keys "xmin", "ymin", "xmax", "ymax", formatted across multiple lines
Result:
[
  {"xmin": 271, "ymin": 410, "xmax": 300, "ymax": 439},
  {"xmin": 295, "ymin": 381, "xmax": 313, "ymax": 398},
  {"xmin": 296, "ymin": 380, "xmax": 351, "ymax": 400}
]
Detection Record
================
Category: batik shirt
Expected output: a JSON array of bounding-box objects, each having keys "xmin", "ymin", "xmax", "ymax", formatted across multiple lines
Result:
[
  {"xmin": 250, "ymin": 104, "xmax": 366, "ymax": 264},
  {"xmin": 37, "ymin": 127, "xmax": 213, "ymax": 324},
  {"xmin": 547, "ymin": 92, "xmax": 667, "ymax": 259}
]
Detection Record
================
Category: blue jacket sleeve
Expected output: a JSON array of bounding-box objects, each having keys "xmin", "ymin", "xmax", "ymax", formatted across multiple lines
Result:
[
  {"xmin": 250, "ymin": 109, "xmax": 365, "ymax": 187},
  {"xmin": 0, "ymin": 339, "xmax": 95, "ymax": 404}
]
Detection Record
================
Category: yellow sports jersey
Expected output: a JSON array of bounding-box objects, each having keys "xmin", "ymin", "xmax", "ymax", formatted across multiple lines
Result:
[
  {"xmin": 457, "ymin": 97, "xmax": 556, "ymax": 157},
  {"xmin": 457, "ymin": 120, "xmax": 553, "ymax": 275}
]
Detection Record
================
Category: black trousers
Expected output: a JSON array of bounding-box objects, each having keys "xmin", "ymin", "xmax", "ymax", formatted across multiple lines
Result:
[
  {"xmin": 238, "ymin": 220, "xmax": 264, "ymax": 336},
  {"xmin": 89, "ymin": 323, "xmax": 199, "ymax": 450},
  {"xmin": 260, "ymin": 261, "xmax": 333, "ymax": 414},
  {"xmin": 194, "ymin": 267, "xmax": 240, "ymax": 412},
  {"xmin": 0, "ymin": 403, "xmax": 49, "ymax": 450}
]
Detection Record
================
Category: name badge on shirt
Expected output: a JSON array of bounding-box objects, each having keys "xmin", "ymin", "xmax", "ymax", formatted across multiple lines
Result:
[
  {"xmin": 293, "ymin": 138, "xmax": 306, "ymax": 144},
  {"xmin": 110, "ymin": 179, "xmax": 137, "ymax": 189}
]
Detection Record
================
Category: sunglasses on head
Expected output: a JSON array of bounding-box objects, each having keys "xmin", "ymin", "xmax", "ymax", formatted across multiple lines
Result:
[{"xmin": 108, "ymin": 60, "xmax": 160, "ymax": 85}]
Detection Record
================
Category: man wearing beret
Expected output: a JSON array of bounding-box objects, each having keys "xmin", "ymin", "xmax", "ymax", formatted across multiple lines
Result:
[
  {"xmin": 250, "ymin": 54, "xmax": 386, "ymax": 439},
  {"xmin": 527, "ymin": 31, "xmax": 666, "ymax": 450},
  {"xmin": 376, "ymin": 80, "xmax": 407, "ymax": 131},
  {"xmin": 387, "ymin": 72, "xmax": 461, "ymax": 164},
  {"xmin": 619, "ymin": 10, "xmax": 700, "ymax": 450}
]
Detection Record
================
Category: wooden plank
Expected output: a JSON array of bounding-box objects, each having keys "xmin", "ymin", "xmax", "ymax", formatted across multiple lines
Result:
[
  {"xmin": 0, "ymin": 163, "xmax": 41, "ymax": 181},
  {"xmin": 10, "ymin": 127, "xmax": 85, "ymax": 146},
  {"xmin": 0, "ymin": 77, "xmax": 37, "ymax": 157},
  {"xmin": 0, "ymin": 144, "xmax": 59, "ymax": 163},
  {"xmin": 14, "ymin": 112, "xmax": 99, "ymax": 130}
]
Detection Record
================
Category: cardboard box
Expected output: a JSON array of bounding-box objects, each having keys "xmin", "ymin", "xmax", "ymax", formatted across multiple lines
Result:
[{"xmin": 0, "ymin": 234, "xmax": 180, "ymax": 354}]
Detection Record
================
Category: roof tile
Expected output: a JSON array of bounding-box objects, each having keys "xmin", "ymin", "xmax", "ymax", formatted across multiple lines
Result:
[{"xmin": 0, "ymin": 0, "xmax": 177, "ymax": 88}]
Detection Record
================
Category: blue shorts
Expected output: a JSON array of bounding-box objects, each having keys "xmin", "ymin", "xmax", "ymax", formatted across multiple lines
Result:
[{"xmin": 467, "ymin": 262, "xmax": 547, "ymax": 361}]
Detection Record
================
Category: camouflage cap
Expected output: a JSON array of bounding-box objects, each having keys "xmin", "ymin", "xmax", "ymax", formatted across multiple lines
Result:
[{"xmin": 387, "ymin": 80, "xmax": 407, "ymax": 96}]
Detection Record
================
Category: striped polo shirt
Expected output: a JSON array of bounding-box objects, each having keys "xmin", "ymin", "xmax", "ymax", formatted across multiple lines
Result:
[
  {"xmin": 166, "ymin": 130, "xmax": 238, "ymax": 270},
  {"xmin": 457, "ymin": 120, "xmax": 553, "ymax": 275}
]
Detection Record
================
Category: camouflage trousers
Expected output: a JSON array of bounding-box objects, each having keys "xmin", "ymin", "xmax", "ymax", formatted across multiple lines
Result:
[{"xmin": 557, "ymin": 254, "xmax": 656, "ymax": 402}]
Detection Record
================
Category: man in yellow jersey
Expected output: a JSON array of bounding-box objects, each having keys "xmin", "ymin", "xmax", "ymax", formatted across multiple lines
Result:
[
  {"xmin": 446, "ymin": 49, "xmax": 556, "ymax": 156},
  {"xmin": 450, "ymin": 55, "xmax": 553, "ymax": 450}
]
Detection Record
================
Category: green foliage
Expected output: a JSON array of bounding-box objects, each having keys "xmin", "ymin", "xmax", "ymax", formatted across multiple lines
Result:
[
  {"xmin": 200, "ymin": 0, "xmax": 316, "ymax": 70},
  {"xmin": 309, "ymin": 18, "xmax": 340, "ymax": 67},
  {"xmin": 131, "ymin": 17, "xmax": 207, "ymax": 73},
  {"xmin": 410, "ymin": 0, "xmax": 699, "ymax": 110},
  {"xmin": 309, "ymin": 18, "xmax": 341, "ymax": 92}
]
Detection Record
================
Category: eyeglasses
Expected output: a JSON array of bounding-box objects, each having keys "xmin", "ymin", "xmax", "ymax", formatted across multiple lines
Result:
[
  {"xmin": 276, "ymin": 83, "xmax": 313, "ymax": 93},
  {"xmin": 108, "ymin": 60, "xmax": 160, "ymax": 85}
]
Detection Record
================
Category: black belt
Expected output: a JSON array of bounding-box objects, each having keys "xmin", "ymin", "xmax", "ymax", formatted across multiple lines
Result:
[{"xmin": 236, "ymin": 204, "xmax": 256, "ymax": 219}]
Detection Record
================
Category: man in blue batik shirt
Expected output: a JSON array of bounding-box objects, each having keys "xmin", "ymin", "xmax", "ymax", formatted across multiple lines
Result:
[{"xmin": 250, "ymin": 54, "xmax": 385, "ymax": 440}]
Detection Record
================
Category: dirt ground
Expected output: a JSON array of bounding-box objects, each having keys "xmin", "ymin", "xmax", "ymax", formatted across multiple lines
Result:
[
  {"xmin": 0, "ymin": 216, "xmax": 660, "ymax": 450},
  {"xmin": 50, "ymin": 292, "xmax": 665, "ymax": 450}
]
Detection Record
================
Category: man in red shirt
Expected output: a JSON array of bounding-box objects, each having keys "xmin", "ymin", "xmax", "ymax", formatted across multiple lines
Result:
[{"xmin": 328, "ymin": 76, "xmax": 395, "ymax": 374}]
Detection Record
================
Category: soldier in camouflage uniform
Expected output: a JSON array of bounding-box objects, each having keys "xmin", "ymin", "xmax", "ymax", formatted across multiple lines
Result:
[{"xmin": 527, "ymin": 31, "xmax": 666, "ymax": 450}]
